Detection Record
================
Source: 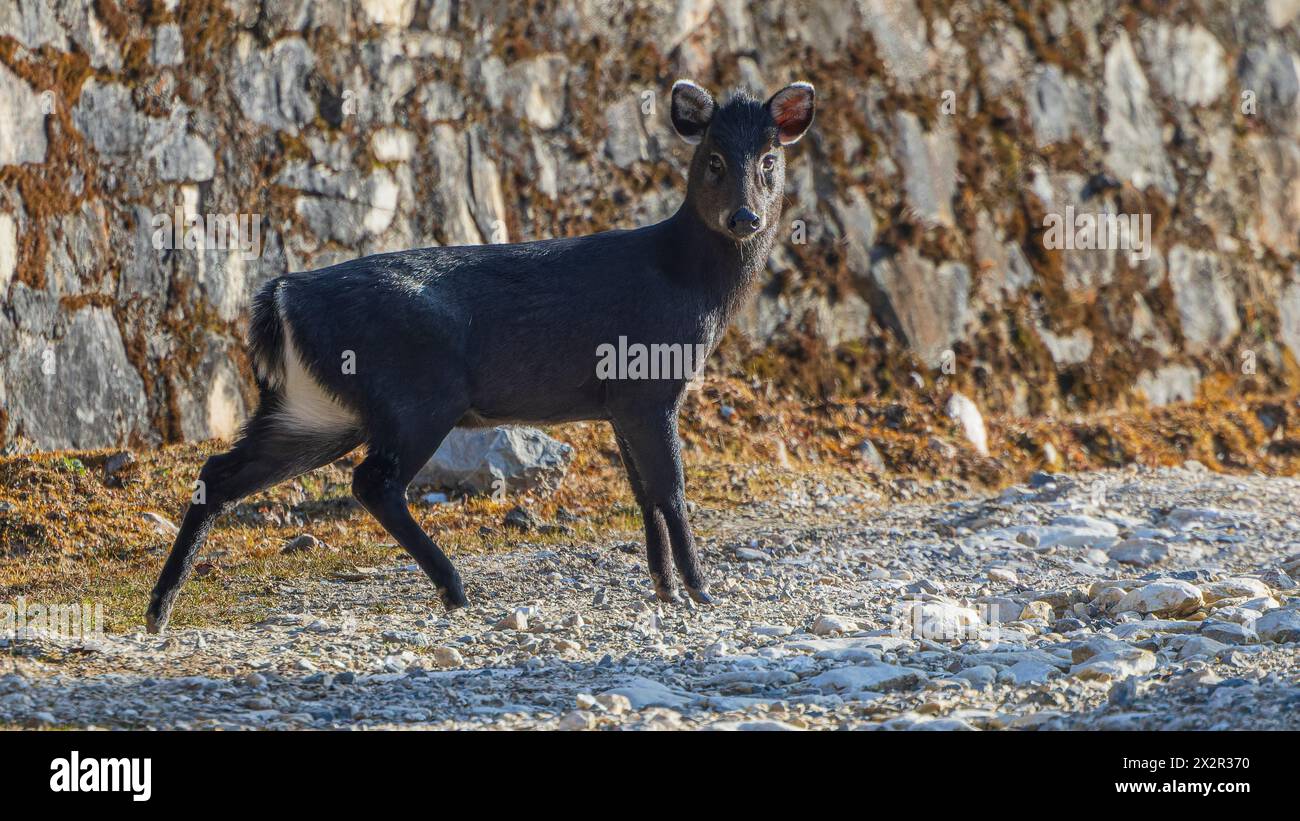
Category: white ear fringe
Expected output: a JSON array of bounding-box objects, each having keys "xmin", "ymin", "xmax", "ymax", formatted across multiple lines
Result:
[
  {"xmin": 773, "ymin": 81, "xmax": 815, "ymax": 145},
  {"xmin": 671, "ymin": 79, "xmax": 713, "ymax": 144}
]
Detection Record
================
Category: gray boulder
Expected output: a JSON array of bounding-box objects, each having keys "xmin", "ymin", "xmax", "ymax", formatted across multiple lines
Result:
[
  {"xmin": 2, "ymin": 307, "xmax": 148, "ymax": 450},
  {"xmin": 0, "ymin": 62, "xmax": 49, "ymax": 165},
  {"xmin": 1167, "ymin": 245, "xmax": 1239, "ymax": 352},
  {"xmin": 1281, "ymin": 279, "xmax": 1300, "ymax": 364},
  {"xmin": 1141, "ymin": 22, "xmax": 1227, "ymax": 107},
  {"xmin": 1256, "ymin": 608, "xmax": 1300, "ymax": 644},
  {"xmin": 415, "ymin": 427, "xmax": 574, "ymax": 497},
  {"xmin": 869, "ymin": 247, "xmax": 970, "ymax": 368},
  {"xmin": 891, "ymin": 111, "xmax": 957, "ymax": 227},
  {"xmin": 1103, "ymin": 30, "xmax": 1176, "ymax": 197},
  {"xmin": 1237, "ymin": 41, "xmax": 1299, "ymax": 133},
  {"xmin": 1027, "ymin": 64, "xmax": 1095, "ymax": 146},
  {"xmin": 1136, "ymin": 365, "xmax": 1201, "ymax": 406}
]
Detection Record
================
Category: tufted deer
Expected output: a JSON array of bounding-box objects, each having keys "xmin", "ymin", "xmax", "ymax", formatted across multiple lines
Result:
[{"xmin": 146, "ymin": 80, "xmax": 815, "ymax": 633}]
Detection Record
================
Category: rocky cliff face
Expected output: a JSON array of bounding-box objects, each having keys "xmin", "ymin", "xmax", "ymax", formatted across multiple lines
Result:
[{"xmin": 2, "ymin": 0, "xmax": 1299, "ymax": 451}]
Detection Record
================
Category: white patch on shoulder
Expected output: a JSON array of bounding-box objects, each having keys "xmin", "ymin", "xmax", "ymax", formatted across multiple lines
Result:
[{"xmin": 274, "ymin": 324, "xmax": 359, "ymax": 434}]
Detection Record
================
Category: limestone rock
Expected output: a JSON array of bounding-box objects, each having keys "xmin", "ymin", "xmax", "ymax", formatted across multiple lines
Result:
[
  {"xmin": 0, "ymin": 62, "xmax": 49, "ymax": 165},
  {"xmin": 945, "ymin": 392, "xmax": 989, "ymax": 457},
  {"xmin": 1103, "ymin": 30, "xmax": 1176, "ymax": 197},
  {"xmin": 869, "ymin": 247, "xmax": 970, "ymax": 368},
  {"xmin": 1141, "ymin": 23, "xmax": 1228, "ymax": 107},
  {"xmin": 1167, "ymin": 245, "xmax": 1240, "ymax": 353},
  {"xmin": 1115, "ymin": 579, "xmax": 1204, "ymax": 617},
  {"xmin": 415, "ymin": 427, "xmax": 574, "ymax": 497},
  {"xmin": 1256, "ymin": 608, "xmax": 1300, "ymax": 643}
]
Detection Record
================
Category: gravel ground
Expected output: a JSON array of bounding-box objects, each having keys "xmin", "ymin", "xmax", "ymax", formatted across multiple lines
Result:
[{"xmin": 3, "ymin": 464, "xmax": 1300, "ymax": 730}]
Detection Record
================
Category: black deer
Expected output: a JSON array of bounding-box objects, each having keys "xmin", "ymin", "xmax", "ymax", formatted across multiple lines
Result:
[{"xmin": 146, "ymin": 80, "xmax": 815, "ymax": 632}]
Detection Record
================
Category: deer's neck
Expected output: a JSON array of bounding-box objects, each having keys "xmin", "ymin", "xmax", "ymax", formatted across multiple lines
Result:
[{"xmin": 664, "ymin": 204, "xmax": 776, "ymax": 319}]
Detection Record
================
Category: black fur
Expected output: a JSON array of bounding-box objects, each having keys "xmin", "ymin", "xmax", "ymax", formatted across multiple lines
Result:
[{"xmin": 146, "ymin": 82, "xmax": 815, "ymax": 632}]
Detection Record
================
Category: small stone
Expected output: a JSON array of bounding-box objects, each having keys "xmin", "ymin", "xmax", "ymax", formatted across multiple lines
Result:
[
  {"xmin": 811, "ymin": 614, "xmax": 856, "ymax": 636},
  {"xmin": 1071, "ymin": 648, "xmax": 1156, "ymax": 681},
  {"xmin": 102, "ymin": 451, "xmax": 136, "ymax": 483},
  {"xmin": 495, "ymin": 610, "xmax": 529, "ymax": 631},
  {"xmin": 1199, "ymin": 621, "xmax": 1257, "ymax": 645},
  {"xmin": 1256, "ymin": 608, "xmax": 1300, "ymax": 643},
  {"xmin": 141, "ymin": 511, "xmax": 180, "ymax": 536},
  {"xmin": 1019, "ymin": 601, "xmax": 1054, "ymax": 622},
  {"xmin": 904, "ymin": 578, "xmax": 944, "ymax": 595},
  {"xmin": 595, "ymin": 693, "xmax": 633, "ymax": 715},
  {"xmin": 1108, "ymin": 538, "xmax": 1170, "ymax": 567},
  {"xmin": 858, "ymin": 440, "xmax": 886, "ymax": 471},
  {"xmin": 1201, "ymin": 577, "xmax": 1271, "ymax": 603},
  {"xmin": 1115, "ymin": 579, "xmax": 1203, "ymax": 617},
  {"xmin": 503, "ymin": 506, "xmax": 539, "ymax": 532},
  {"xmin": 988, "ymin": 567, "xmax": 1018, "ymax": 585},
  {"xmin": 955, "ymin": 664, "xmax": 997, "ymax": 689},
  {"xmin": 281, "ymin": 534, "xmax": 322, "ymax": 554},
  {"xmin": 1003, "ymin": 660, "xmax": 1057, "ymax": 685},
  {"xmin": 418, "ymin": 427, "xmax": 573, "ymax": 496},
  {"xmin": 558, "ymin": 709, "xmax": 595, "ymax": 730},
  {"xmin": 1177, "ymin": 636, "xmax": 1229, "ymax": 659},
  {"xmin": 432, "ymin": 646, "xmax": 464, "ymax": 667}
]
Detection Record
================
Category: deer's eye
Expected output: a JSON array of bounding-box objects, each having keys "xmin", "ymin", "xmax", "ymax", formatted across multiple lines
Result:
[
  {"xmin": 761, "ymin": 155, "xmax": 777, "ymax": 172},
  {"xmin": 708, "ymin": 154, "xmax": 724, "ymax": 174}
]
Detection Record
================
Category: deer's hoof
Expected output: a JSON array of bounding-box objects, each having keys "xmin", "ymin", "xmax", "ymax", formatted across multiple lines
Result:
[
  {"xmin": 145, "ymin": 610, "xmax": 168, "ymax": 635},
  {"xmin": 652, "ymin": 579, "xmax": 682, "ymax": 604},
  {"xmin": 686, "ymin": 586, "xmax": 714, "ymax": 605},
  {"xmin": 439, "ymin": 584, "xmax": 469, "ymax": 611}
]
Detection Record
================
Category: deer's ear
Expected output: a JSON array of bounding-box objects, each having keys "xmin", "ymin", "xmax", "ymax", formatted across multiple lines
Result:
[
  {"xmin": 670, "ymin": 80, "xmax": 715, "ymax": 145},
  {"xmin": 766, "ymin": 82, "xmax": 815, "ymax": 145}
]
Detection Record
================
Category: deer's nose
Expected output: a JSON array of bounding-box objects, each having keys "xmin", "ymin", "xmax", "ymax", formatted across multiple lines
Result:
[{"xmin": 727, "ymin": 208, "xmax": 762, "ymax": 238}]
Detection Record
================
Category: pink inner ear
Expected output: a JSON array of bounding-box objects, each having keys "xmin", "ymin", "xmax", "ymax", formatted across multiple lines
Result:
[{"xmin": 772, "ymin": 92, "xmax": 812, "ymax": 138}]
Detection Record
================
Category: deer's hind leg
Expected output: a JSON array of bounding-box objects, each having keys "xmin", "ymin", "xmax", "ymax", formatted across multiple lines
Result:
[
  {"xmin": 350, "ymin": 399, "xmax": 470, "ymax": 610},
  {"xmin": 147, "ymin": 411, "xmax": 361, "ymax": 633}
]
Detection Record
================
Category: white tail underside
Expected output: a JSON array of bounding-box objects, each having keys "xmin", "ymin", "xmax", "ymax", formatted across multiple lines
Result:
[{"xmin": 272, "ymin": 305, "xmax": 359, "ymax": 434}]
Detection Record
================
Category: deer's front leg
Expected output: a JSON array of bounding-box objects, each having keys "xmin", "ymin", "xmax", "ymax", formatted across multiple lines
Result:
[
  {"xmin": 616, "ymin": 407, "xmax": 712, "ymax": 603},
  {"xmin": 615, "ymin": 428, "xmax": 679, "ymax": 602}
]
